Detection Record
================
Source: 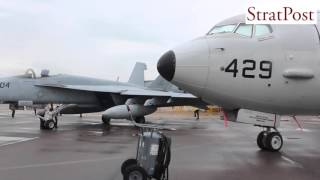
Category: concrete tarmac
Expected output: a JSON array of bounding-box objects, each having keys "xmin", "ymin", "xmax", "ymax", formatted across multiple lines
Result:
[{"xmin": 0, "ymin": 107, "xmax": 319, "ymax": 180}]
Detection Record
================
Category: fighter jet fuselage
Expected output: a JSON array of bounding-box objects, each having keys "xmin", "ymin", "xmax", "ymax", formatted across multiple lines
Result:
[
  {"xmin": 0, "ymin": 75, "xmax": 102, "ymax": 105},
  {"xmin": 0, "ymin": 62, "xmax": 206, "ymax": 129},
  {"xmin": 158, "ymin": 14, "xmax": 320, "ymax": 115}
]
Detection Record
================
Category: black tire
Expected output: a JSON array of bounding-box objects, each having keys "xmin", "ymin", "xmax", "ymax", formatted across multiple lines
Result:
[
  {"xmin": 102, "ymin": 117, "xmax": 110, "ymax": 125},
  {"xmin": 123, "ymin": 165, "xmax": 148, "ymax": 180},
  {"xmin": 257, "ymin": 131, "xmax": 267, "ymax": 150},
  {"xmin": 266, "ymin": 132, "xmax": 283, "ymax": 152},
  {"xmin": 135, "ymin": 117, "xmax": 146, "ymax": 124},
  {"xmin": 45, "ymin": 120, "xmax": 55, "ymax": 130},
  {"xmin": 121, "ymin": 159, "xmax": 138, "ymax": 175}
]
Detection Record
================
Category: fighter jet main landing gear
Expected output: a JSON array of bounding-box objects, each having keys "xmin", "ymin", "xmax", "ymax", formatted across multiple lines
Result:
[
  {"xmin": 102, "ymin": 117, "xmax": 110, "ymax": 125},
  {"xmin": 257, "ymin": 127, "xmax": 283, "ymax": 152},
  {"xmin": 134, "ymin": 116, "xmax": 146, "ymax": 124}
]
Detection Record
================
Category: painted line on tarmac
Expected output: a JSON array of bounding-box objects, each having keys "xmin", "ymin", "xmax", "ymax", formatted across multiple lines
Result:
[
  {"xmin": 0, "ymin": 136, "xmax": 38, "ymax": 147},
  {"xmin": 281, "ymin": 155, "xmax": 303, "ymax": 168},
  {"xmin": 0, "ymin": 128, "xmax": 40, "ymax": 134},
  {"xmin": 12, "ymin": 121, "xmax": 37, "ymax": 124},
  {"xmin": 0, "ymin": 156, "xmax": 123, "ymax": 171}
]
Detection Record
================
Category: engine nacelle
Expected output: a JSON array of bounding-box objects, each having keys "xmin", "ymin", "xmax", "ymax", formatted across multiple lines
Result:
[{"xmin": 102, "ymin": 105, "xmax": 157, "ymax": 120}]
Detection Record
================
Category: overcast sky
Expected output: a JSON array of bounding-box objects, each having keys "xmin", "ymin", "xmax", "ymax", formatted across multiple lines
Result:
[{"xmin": 0, "ymin": 0, "xmax": 284, "ymax": 80}]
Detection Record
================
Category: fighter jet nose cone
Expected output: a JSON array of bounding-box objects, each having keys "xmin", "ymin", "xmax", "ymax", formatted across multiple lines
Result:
[{"xmin": 157, "ymin": 50, "xmax": 176, "ymax": 81}]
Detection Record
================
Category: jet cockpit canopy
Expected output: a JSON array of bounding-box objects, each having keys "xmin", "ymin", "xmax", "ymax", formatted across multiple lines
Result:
[
  {"xmin": 22, "ymin": 69, "xmax": 50, "ymax": 79},
  {"xmin": 24, "ymin": 69, "xmax": 36, "ymax": 79},
  {"xmin": 40, "ymin": 69, "xmax": 50, "ymax": 77}
]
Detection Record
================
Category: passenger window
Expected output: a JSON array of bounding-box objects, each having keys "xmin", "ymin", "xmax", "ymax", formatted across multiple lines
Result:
[
  {"xmin": 235, "ymin": 24, "xmax": 253, "ymax": 37},
  {"xmin": 255, "ymin": 25, "xmax": 272, "ymax": 36}
]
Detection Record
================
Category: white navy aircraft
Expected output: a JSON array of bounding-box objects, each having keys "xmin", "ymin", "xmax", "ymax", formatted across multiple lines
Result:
[
  {"xmin": 157, "ymin": 13, "xmax": 320, "ymax": 152},
  {"xmin": 0, "ymin": 63, "xmax": 206, "ymax": 130}
]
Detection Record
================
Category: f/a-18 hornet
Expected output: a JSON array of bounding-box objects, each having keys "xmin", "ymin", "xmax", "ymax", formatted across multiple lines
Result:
[{"xmin": 0, "ymin": 62, "xmax": 207, "ymax": 130}]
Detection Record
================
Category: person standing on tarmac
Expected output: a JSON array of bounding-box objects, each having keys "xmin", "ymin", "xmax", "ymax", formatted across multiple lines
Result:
[
  {"xmin": 11, "ymin": 109, "xmax": 15, "ymax": 118},
  {"xmin": 9, "ymin": 104, "xmax": 16, "ymax": 118},
  {"xmin": 193, "ymin": 108, "xmax": 200, "ymax": 120}
]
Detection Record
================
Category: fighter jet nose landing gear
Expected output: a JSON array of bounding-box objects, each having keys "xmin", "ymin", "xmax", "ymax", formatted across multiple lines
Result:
[
  {"xmin": 38, "ymin": 113, "xmax": 58, "ymax": 130},
  {"xmin": 257, "ymin": 128, "xmax": 283, "ymax": 152},
  {"xmin": 37, "ymin": 105, "xmax": 64, "ymax": 130}
]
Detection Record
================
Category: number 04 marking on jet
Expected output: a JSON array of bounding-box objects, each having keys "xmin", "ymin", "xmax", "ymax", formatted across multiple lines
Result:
[
  {"xmin": 224, "ymin": 59, "xmax": 272, "ymax": 79},
  {"xmin": 0, "ymin": 82, "xmax": 10, "ymax": 88}
]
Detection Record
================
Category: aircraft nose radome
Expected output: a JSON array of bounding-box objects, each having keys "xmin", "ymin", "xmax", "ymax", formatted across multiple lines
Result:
[{"xmin": 157, "ymin": 50, "xmax": 176, "ymax": 81}]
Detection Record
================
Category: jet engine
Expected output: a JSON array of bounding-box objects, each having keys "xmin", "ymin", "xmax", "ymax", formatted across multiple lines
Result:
[{"xmin": 102, "ymin": 105, "xmax": 157, "ymax": 120}]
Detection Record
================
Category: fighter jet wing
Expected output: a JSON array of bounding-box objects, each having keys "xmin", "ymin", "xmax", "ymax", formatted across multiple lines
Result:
[
  {"xmin": 120, "ymin": 89, "xmax": 196, "ymax": 98},
  {"xmin": 35, "ymin": 84, "xmax": 141, "ymax": 93},
  {"xmin": 35, "ymin": 84, "xmax": 196, "ymax": 98}
]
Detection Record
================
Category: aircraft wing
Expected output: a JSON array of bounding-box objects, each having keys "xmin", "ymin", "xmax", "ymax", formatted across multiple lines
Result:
[
  {"xmin": 35, "ymin": 84, "xmax": 138, "ymax": 93},
  {"xmin": 35, "ymin": 83, "xmax": 206, "ymax": 109},
  {"xmin": 35, "ymin": 84, "xmax": 196, "ymax": 98},
  {"xmin": 120, "ymin": 89, "xmax": 196, "ymax": 98}
]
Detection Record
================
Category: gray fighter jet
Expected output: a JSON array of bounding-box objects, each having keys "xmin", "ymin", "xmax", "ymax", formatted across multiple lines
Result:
[
  {"xmin": 157, "ymin": 13, "xmax": 320, "ymax": 151},
  {"xmin": 0, "ymin": 62, "xmax": 206, "ymax": 130}
]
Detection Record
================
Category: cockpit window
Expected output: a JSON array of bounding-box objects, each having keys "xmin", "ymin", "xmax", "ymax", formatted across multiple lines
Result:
[
  {"xmin": 207, "ymin": 24, "xmax": 237, "ymax": 35},
  {"xmin": 255, "ymin": 25, "xmax": 272, "ymax": 36},
  {"xmin": 235, "ymin": 24, "xmax": 253, "ymax": 37}
]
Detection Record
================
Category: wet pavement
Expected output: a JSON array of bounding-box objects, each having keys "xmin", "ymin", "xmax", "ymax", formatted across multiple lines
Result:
[{"xmin": 0, "ymin": 107, "xmax": 320, "ymax": 180}]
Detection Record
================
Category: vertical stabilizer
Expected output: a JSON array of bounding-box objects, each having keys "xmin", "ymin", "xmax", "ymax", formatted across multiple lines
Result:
[
  {"xmin": 148, "ymin": 75, "xmax": 183, "ymax": 93},
  {"xmin": 128, "ymin": 62, "xmax": 147, "ymax": 86},
  {"xmin": 148, "ymin": 76, "xmax": 171, "ymax": 91}
]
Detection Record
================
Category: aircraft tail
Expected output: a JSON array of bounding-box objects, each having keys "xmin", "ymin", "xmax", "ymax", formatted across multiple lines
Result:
[
  {"xmin": 128, "ymin": 62, "xmax": 147, "ymax": 86},
  {"xmin": 148, "ymin": 76, "xmax": 173, "ymax": 91}
]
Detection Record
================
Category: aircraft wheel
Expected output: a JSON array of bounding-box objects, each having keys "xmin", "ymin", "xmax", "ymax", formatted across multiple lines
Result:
[
  {"xmin": 257, "ymin": 131, "xmax": 267, "ymax": 150},
  {"xmin": 45, "ymin": 120, "xmax": 55, "ymax": 130},
  {"xmin": 135, "ymin": 117, "xmax": 146, "ymax": 124},
  {"xmin": 123, "ymin": 165, "xmax": 148, "ymax": 180},
  {"xmin": 102, "ymin": 117, "xmax": 110, "ymax": 125},
  {"xmin": 266, "ymin": 132, "xmax": 283, "ymax": 152},
  {"xmin": 121, "ymin": 159, "xmax": 137, "ymax": 175}
]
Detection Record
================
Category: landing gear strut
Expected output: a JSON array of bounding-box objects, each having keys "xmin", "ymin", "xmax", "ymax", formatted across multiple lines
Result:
[
  {"xmin": 102, "ymin": 117, "xmax": 110, "ymax": 125},
  {"xmin": 257, "ymin": 127, "xmax": 283, "ymax": 152}
]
